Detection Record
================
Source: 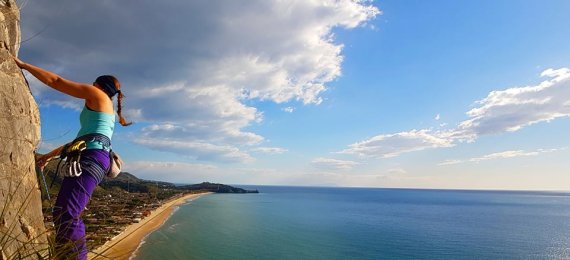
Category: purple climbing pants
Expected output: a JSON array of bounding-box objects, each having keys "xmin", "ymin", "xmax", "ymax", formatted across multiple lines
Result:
[{"xmin": 53, "ymin": 149, "xmax": 110, "ymax": 260}]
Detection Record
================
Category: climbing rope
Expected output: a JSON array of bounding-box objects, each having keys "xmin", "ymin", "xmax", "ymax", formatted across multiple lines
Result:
[
  {"xmin": 37, "ymin": 157, "xmax": 60, "ymax": 214},
  {"xmin": 37, "ymin": 164, "xmax": 51, "ymax": 201}
]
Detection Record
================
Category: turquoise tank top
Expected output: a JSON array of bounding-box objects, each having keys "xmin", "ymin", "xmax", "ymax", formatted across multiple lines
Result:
[{"xmin": 76, "ymin": 106, "xmax": 115, "ymax": 150}]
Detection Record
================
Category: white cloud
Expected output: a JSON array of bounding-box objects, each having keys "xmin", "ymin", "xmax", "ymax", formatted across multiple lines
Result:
[
  {"xmin": 438, "ymin": 148, "xmax": 564, "ymax": 166},
  {"xmin": 341, "ymin": 68, "xmax": 570, "ymax": 158},
  {"xmin": 387, "ymin": 168, "xmax": 407, "ymax": 174},
  {"xmin": 437, "ymin": 159, "xmax": 463, "ymax": 166},
  {"xmin": 133, "ymin": 138, "xmax": 254, "ymax": 163},
  {"xmin": 282, "ymin": 107, "xmax": 295, "ymax": 113},
  {"xmin": 339, "ymin": 129, "xmax": 455, "ymax": 158},
  {"xmin": 471, "ymin": 150, "xmax": 541, "ymax": 162},
  {"xmin": 21, "ymin": 0, "xmax": 379, "ymax": 162},
  {"xmin": 124, "ymin": 161, "xmax": 219, "ymax": 183},
  {"xmin": 435, "ymin": 114, "xmax": 440, "ymax": 120},
  {"xmin": 311, "ymin": 157, "xmax": 360, "ymax": 170},
  {"xmin": 235, "ymin": 167, "xmax": 279, "ymax": 174},
  {"xmin": 456, "ymin": 68, "xmax": 570, "ymax": 140},
  {"xmin": 250, "ymin": 147, "xmax": 288, "ymax": 154},
  {"xmin": 124, "ymin": 161, "xmax": 293, "ymax": 185}
]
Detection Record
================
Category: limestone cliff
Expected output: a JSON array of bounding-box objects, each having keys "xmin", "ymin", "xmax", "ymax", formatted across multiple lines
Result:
[{"xmin": 0, "ymin": 0, "xmax": 47, "ymax": 258}]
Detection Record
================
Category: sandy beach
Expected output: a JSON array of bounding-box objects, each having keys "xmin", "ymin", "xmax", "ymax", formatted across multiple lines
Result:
[{"xmin": 89, "ymin": 192, "xmax": 211, "ymax": 260}]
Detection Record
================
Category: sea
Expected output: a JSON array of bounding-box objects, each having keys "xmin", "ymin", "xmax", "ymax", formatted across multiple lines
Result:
[{"xmin": 132, "ymin": 186, "xmax": 570, "ymax": 259}]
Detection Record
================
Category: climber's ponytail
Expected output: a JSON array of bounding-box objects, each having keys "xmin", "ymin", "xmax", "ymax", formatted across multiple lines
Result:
[
  {"xmin": 102, "ymin": 75, "xmax": 132, "ymax": 127},
  {"xmin": 116, "ymin": 90, "xmax": 132, "ymax": 126}
]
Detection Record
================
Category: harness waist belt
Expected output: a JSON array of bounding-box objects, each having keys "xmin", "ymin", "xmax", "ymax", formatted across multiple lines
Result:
[{"xmin": 74, "ymin": 133, "xmax": 111, "ymax": 151}]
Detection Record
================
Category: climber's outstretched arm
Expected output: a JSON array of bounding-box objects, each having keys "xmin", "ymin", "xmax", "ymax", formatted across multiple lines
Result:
[
  {"xmin": 36, "ymin": 145, "xmax": 65, "ymax": 170},
  {"xmin": 12, "ymin": 56, "xmax": 100, "ymax": 100}
]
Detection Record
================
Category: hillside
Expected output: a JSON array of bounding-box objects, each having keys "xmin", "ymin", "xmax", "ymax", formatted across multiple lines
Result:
[{"xmin": 180, "ymin": 182, "xmax": 259, "ymax": 193}]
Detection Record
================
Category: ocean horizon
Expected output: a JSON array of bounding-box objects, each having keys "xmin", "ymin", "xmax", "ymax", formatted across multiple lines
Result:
[{"xmin": 132, "ymin": 186, "xmax": 570, "ymax": 259}]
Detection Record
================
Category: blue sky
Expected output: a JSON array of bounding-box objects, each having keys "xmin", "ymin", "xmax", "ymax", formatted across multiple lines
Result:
[{"xmin": 20, "ymin": 0, "xmax": 570, "ymax": 189}]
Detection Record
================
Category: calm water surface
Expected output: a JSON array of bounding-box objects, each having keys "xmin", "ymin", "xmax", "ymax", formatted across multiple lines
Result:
[{"xmin": 133, "ymin": 186, "xmax": 570, "ymax": 259}]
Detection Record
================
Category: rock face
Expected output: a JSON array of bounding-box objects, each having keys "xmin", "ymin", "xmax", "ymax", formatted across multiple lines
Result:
[{"xmin": 0, "ymin": 0, "xmax": 47, "ymax": 258}]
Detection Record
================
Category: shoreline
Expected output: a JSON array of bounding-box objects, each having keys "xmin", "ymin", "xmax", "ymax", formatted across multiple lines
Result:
[{"xmin": 89, "ymin": 192, "xmax": 211, "ymax": 260}]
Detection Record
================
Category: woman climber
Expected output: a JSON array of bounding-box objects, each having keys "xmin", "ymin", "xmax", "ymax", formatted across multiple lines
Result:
[{"xmin": 12, "ymin": 55, "xmax": 131, "ymax": 259}]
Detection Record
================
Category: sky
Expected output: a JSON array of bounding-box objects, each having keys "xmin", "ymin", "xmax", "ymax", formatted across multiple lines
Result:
[{"xmin": 17, "ymin": 0, "xmax": 570, "ymax": 190}]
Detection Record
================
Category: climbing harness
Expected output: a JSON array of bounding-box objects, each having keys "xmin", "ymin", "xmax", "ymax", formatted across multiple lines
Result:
[{"xmin": 50, "ymin": 134, "xmax": 112, "ymax": 181}]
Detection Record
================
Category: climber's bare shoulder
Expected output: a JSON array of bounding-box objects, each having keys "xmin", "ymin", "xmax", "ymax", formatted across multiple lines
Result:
[{"xmin": 85, "ymin": 96, "xmax": 114, "ymax": 114}]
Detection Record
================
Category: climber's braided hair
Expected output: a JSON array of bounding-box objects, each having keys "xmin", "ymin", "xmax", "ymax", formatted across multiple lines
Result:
[{"xmin": 95, "ymin": 75, "xmax": 132, "ymax": 126}]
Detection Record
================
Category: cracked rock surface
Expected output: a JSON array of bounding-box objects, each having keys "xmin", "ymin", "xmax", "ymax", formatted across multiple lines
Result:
[{"xmin": 0, "ymin": 0, "xmax": 47, "ymax": 258}]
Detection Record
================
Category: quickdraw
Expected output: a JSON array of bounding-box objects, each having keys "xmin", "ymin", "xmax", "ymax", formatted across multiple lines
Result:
[{"xmin": 60, "ymin": 139, "xmax": 87, "ymax": 177}]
